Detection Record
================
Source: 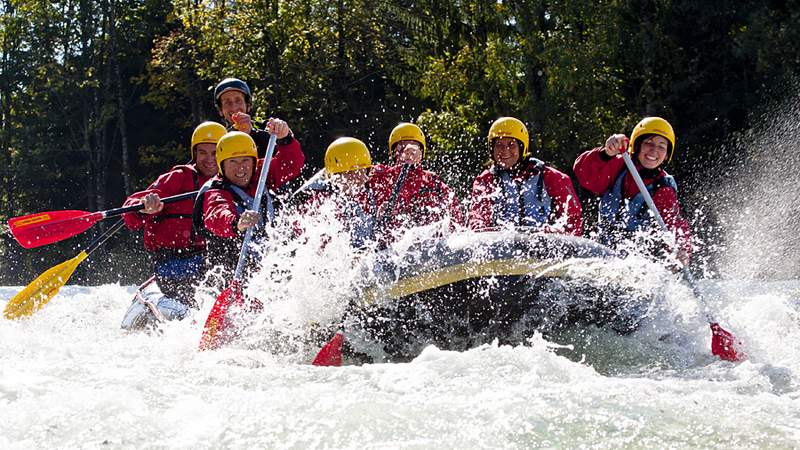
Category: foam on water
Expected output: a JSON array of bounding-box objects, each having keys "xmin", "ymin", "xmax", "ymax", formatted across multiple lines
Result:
[
  {"xmin": 2, "ymin": 243, "xmax": 800, "ymax": 448},
  {"xmin": 5, "ymin": 93, "xmax": 800, "ymax": 447}
]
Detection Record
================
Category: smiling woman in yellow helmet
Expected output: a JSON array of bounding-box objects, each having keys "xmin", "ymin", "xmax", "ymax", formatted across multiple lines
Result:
[
  {"xmin": 573, "ymin": 117, "xmax": 692, "ymax": 266},
  {"xmin": 468, "ymin": 117, "xmax": 583, "ymax": 236},
  {"xmin": 189, "ymin": 131, "xmax": 279, "ymax": 276}
]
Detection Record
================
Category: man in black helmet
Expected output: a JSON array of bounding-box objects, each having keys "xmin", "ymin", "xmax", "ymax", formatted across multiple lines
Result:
[{"xmin": 213, "ymin": 78, "xmax": 304, "ymax": 188}]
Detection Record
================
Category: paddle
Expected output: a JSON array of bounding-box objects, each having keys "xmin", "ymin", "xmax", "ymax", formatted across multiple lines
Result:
[
  {"xmin": 8, "ymin": 190, "xmax": 200, "ymax": 249},
  {"xmin": 285, "ymin": 168, "xmax": 327, "ymax": 210},
  {"xmin": 375, "ymin": 163, "xmax": 412, "ymax": 231},
  {"xmin": 292, "ymin": 168, "xmax": 327, "ymax": 196},
  {"xmin": 621, "ymin": 151, "xmax": 744, "ymax": 362},
  {"xmin": 199, "ymin": 134, "xmax": 278, "ymax": 351},
  {"xmin": 4, "ymin": 219, "xmax": 126, "ymax": 320},
  {"xmin": 312, "ymin": 330, "xmax": 345, "ymax": 366},
  {"xmin": 312, "ymin": 163, "xmax": 412, "ymax": 366}
]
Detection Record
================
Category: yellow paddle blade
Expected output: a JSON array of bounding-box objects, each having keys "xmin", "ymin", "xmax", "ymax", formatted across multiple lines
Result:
[{"xmin": 3, "ymin": 251, "xmax": 88, "ymax": 320}]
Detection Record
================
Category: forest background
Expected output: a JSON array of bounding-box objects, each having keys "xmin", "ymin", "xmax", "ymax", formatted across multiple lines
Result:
[{"xmin": 1, "ymin": 0, "xmax": 798, "ymax": 285}]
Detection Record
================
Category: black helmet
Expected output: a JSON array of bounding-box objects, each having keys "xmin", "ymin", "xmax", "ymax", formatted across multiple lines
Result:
[{"xmin": 213, "ymin": 78, "xmax": 251, "ymax": 107}]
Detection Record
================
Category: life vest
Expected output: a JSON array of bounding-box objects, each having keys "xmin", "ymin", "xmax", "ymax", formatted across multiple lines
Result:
[
  {"xmin": 598, "ymin": 169, "xmax": 677, "ymax": 245},
  {"xmin": 192, "ymin": 177, "xmax": 275, "ymax": 270},
  {"xmin": 341, "ymin": 187, "xmax": 376, "ymax": 249},
  {"xmin": 492, "ymin": 158, "xmax": 552, "ymax": 228}
]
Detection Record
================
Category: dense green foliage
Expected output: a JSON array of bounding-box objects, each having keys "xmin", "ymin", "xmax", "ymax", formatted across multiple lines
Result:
[{"xmin": 1, "ymin": 0, "xmax": 798, "ymax": 284}]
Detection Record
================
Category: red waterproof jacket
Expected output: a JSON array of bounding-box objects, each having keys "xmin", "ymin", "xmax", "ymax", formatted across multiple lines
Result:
[
  {"xmin": 123, "ymin": 164, "xmax": 209, "ymax": 253},
  {"xmin": 468, "ymin": 160, "xmax": 583, "ymax": 236},
  {"xmin": 203, "ymin": 139, "xmax": 304, "ymax": 238},
  {"xmin": 257, "ymin": 136, "xmax": 305, "ymax": 191},
  {"xmin": 573, "ymin": 147, "xmax": 692, "ymax": 258},
  {"xmin": 369, "ymin": 163, "xmax": 464, "ymax": 241}
]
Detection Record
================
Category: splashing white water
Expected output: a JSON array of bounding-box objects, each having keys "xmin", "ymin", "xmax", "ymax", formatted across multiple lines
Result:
[
  {"xmin": 5, "ymin": 139, "xmax": 800, "ymax": 446},
  {"xmin": 3, "ymin": 204, "xmax": 800, "ymax": 447},
  {"xmin": 1, "ymin": 273, "xmax": 799, "ymax": 448},
  {"xmin": 711, "ymin": 93, "xmax": 800, "ymax": 280}
]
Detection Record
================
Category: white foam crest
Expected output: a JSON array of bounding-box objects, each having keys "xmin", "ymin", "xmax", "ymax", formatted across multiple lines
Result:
[
  {"xmin": 2, "ymin": 280, "xmax": 800, "ymax": 447},
  {"xmin": 227, "ymin": 205, "xmax": 374, "ymax": 357}
]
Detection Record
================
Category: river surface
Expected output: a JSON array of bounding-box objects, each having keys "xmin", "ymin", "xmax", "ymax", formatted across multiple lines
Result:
[
  {"xmin": 5, "ymin": 108, "xmax": 800, "ymax": 448},
  {"xmin": 2, "ymin": 268, "xmax": 799, "ymax": 449}
]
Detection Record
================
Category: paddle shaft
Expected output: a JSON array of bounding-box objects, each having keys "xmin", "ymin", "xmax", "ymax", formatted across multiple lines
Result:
[
  {"xmin": 291, "ymin": 169, "xmax": 326, "ymax": 197},
  {"xmin": 99, "ymin": 190, "xmax": 200, "ymax": 219},
  {"xmin": 85, "ymin": 218, "xmax": 127, "ymax": 255},
  {"xmin": 376, "ymin": 163, "xmax": 411, "ymax": 230},
  {"xmin": 621, "ymin": 152, "xmax": 714, "ymax": 322},
  {"xmin": 233, "ymin": 134, "xmax": 278, "ymax": 280}
]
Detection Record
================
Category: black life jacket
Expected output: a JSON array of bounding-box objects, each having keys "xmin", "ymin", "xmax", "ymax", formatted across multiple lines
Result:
[{"xmin": 191, "ymin": 178, "xmax": 273, "ymax": 272}]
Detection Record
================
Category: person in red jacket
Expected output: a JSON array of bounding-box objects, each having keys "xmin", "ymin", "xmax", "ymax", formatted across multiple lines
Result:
[
  {"xmin": 213, "ymin": 77, "xmax": 300, "ymax": 170},
  {"xmin": 290, "ymin": 137, "xmax": 377, "ymax": 250},
  {"xmin": 120, "ymin": 121, "xmax": 226, "ymax": 330},
  {"xmin": 573, "ymin": 116, "xmax": 691, "ymax": 266},
  {"xmin": 197, "ymin": 129, "xmax": 304, "ymax": 276},
  {"xmin": 468, "ymin": 117, "xmax": 582, "ymax": 235},
  {"xmin": 369, "ymin": 122, "xmax": 463, "ymax": 245}
]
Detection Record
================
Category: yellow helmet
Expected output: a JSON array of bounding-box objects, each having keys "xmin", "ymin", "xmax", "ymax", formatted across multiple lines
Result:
[
  {"xmin": 488, "ymin": 117, "xmax": 530, "ymax": 158},
  {"xmin": 216, "ymin": 131, "xmax": 258, "ymax": 174},
  {"xmin": 388, "ymin": 123, "xmax": 426, "ymax": 160},
  {"xmin": 190, "ymin": 121, "xmax": 226, "ymax": 160},
  {"xmin": 325, "ymin": 137, "xmax": 372, "ymax": 174},
  {"xmin": 628, "ymin": 117, "xmax": 676, "ymax": 162}
]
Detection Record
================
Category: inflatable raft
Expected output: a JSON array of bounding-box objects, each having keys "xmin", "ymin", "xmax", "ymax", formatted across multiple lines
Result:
[{"xmin": 339, "ymin": 230, "xmax": 657, "ymax": 362}]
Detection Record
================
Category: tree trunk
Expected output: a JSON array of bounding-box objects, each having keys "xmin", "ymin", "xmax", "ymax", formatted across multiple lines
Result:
[
  {"xmin": 265, "ymin": 0, "xmax": 281, "ymax": 107},
  {"xmin": 85, "ymin": 103, "xmax": 96, "ymax": 211},
  {"xmin": 337, "ymin": 0, "xmax": 346, "ymax": 66},
  {"xmin": 95, "ymin": 0, "xmax": 113, "ymax": 212},
  {"xmin": 185, "ymin": 1, "xmax": 205, "ymax": 125},
  {"xmin": 110, "ymin": 1, "xmax": 131, "ymax": 195},
  {"xmin": 116, "ymin": 62, "xmax": 131, "ymax": 196},
  {"xmin": 0, "ymin": 0, "xmax": 15, "ymax": 217}
]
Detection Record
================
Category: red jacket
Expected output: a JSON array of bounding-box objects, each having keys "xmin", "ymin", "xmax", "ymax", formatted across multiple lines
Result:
[
  {"xmin": 261, "ymin": 136, "xmax": 305, "ymax": 190},
  {"xmin": 573, "ymin": 147, "xmax": 691, "ymax": 257},
  {"xmin": 369, "ymin": 163, "xmax": 464, "ymax": 240},
  {"xmin": 468, "ymin": 160, "xmax": 583, "ymax": 236},
  {"xmin": 203, "ymin": 139, "xmax": 304, "ymax": 238},
  {"xmin": 123, "ymin": 164, "xmax": 209, "ymax": 252}
]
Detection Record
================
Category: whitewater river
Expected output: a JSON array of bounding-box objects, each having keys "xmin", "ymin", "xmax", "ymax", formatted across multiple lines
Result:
[
  {"xmin": 6, "ymin": 91, "xmax": 800, "ymax": 449},
  {"xmin": 2, "ymin": 270, "xmax": 799, "ymax": 449}
]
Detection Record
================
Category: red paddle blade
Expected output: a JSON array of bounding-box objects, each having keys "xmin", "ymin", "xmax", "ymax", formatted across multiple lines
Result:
[
  {"xmin": 9, "ymin": 210, "xmax": 102, "ymax": 248},
  {"xmin": 710, "ymin": 323, "xmax": 745, "ymax": 362},
  {"xmin": 199, "ymin": 281, "xmax": 243, "ymax": 351},
  {"xmin": 312, "ymin": 331, "xmax": 344, "ymax": 367}
]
